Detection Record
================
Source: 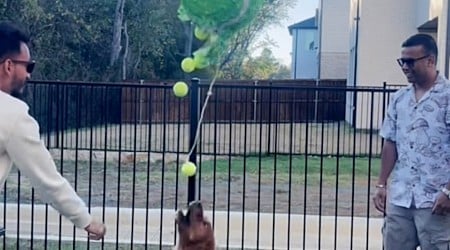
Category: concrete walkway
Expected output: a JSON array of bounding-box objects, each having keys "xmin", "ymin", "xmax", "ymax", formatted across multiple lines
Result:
[{"xmin": 0, "ymin": 203, "xmax": 383, "ymax": 249}]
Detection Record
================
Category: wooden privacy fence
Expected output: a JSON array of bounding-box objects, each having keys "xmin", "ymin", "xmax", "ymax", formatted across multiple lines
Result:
[{"xmin": 121, "ymin": 79, "xmax": 347, "ymax": 123}]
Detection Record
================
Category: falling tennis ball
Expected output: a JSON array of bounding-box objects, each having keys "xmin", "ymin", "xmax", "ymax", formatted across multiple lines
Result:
[
  {"xmin": 181, "ymin": 57, "xmax": 195, "ymax": 73},
  {"xmin": 181, "ymin": 161, "xmax": 197, "ymax": 177},
  {"xmin": 193, "ymin": 53, "xmax": 209, "ymax": 69},
  {"xmin": 173, "ymin": 81, "xmax": 189, "ymax": 97},
  {"xmin": 194, "ymin": 26, "xmax": 209, "ymax": 41},
  {"xmin": 192, "ymin": 46, "xmax": 210, "ymax": 69}
]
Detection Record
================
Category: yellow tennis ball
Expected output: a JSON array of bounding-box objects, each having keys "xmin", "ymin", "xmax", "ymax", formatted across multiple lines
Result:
[
  {"xmin": 193, "ymin": 53, "xmax": 209, "ymax": 69},
  {"xmin": 181, "ymin": 161, "xmax": 197, "ymax": 177},
  {"xmin": 194, "ymin": 27, "xmax": 209, "ymax": 41},
  {"xmin": 181, "ymin": 57, "xmax": 195, "ymax": 73},
  {"xmin": 173, "ymin": 81, "xmax": 189, "ymax": 97}
]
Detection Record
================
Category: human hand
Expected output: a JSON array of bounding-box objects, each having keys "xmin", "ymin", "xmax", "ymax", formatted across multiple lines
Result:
[
  {"xmin": 432, "ymin": 192, "xmax": 450, "ymax": 215},
  {"xmin": 84, "ymin": 219, "xmax": 106, "ymax": 240},
  {"xmin": 373, "ymin": 186, "xmax": 387, "ymax": 213}
]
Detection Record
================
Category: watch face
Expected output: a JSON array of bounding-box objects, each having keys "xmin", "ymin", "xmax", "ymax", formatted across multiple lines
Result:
[{"xmin": 443, "ymin": 188, "xmax": 450, "ymax": 196}]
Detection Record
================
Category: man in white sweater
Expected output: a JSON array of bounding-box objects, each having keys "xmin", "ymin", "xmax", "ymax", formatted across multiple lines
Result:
[{"xmin": 0, "ymin": 21, "xmax": 106, "ymax": 239}]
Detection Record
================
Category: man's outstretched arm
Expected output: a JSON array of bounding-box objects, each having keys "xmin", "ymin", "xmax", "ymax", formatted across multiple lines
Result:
[{"xmin": 5, "ymin": 105, "xmax": 105, "ymax": 238}]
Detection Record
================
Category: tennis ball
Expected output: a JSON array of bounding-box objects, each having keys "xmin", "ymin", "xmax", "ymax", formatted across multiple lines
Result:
[
  {"xmin": 193, "ymin": 53, "xmax": 209, "ymax": 69},
  {"xmin": 173, "ymin": 81, "xmax": 189, "ymax": 97},
  {"xmin": 181, "ymin": 161, "xmax": 197, "ymax": 177},
  {"xmin": 194, "ymin": 27, "xmax": 209, "ymax": 41},
  {"xmin": 181, "ymin": 57, "xmax": 195, "ymax": 73}
]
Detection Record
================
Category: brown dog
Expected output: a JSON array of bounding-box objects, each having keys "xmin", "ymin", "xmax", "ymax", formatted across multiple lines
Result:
[{"xmin": 175, "ymin": 201, "xmax": 215, "ymax": 250}]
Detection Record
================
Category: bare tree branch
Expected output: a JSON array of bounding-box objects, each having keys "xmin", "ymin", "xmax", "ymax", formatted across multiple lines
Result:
[
  {"xmin": 110, "ymin": 0, "xmax": 126, "ymax": 66},
  {"xmin": 122, "ymin": 21, "xmax": 129, "ymax": 80}
]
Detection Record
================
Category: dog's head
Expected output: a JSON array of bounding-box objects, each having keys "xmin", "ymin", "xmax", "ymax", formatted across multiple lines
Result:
[
  {"xmin": 176, "ymin": 200, "xmax": 207, "ymax": 232},
  {"xmin": 176, "ymin": 201, "xmax": 214, "ymax": 249}
]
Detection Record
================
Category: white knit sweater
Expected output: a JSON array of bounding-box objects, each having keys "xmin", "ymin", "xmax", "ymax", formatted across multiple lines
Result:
[{"xmin": 0, "ymin": 90, "xmax": 91, "ymax": 229}]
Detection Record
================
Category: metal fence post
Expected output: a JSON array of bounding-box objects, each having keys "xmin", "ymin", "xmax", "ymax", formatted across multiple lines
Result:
[
  {"xmin": 381, "ymin": 81, "xmax": 387, "ymax": 148},
  {"xmin": 188, "ymin": 78, "xmax": 200, "ymax": 204}
]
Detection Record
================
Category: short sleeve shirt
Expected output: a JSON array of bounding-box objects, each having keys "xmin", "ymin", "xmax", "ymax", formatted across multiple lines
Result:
[{"xmin": 379, "ymin": 75, "xmax": 450, "ymax": 208}]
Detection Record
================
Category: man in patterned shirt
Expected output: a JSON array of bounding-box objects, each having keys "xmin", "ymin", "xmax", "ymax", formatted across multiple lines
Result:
[{"xmin": 373, "ymin": 33, "xmax": 450, "ymax": 249}]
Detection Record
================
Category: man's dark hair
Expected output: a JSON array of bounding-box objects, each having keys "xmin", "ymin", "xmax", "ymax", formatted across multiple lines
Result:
[
  {"xmin": 402, "ymin": 33, "xmax": 438, "ymax": 61},
  {"xmin": 0, "ymin": 21, "xmax": 30, "ymax": 61}
]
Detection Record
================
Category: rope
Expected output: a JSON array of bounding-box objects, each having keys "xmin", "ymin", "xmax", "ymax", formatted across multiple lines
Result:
[{"xmin": 185, "ymin": 71, "xmax": 219, "ymax": 163}]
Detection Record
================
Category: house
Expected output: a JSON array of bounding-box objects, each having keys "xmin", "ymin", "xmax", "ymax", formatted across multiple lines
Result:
[
  {"xmin": 289, "ymin": 0, "xmax": 350, "ymax": 80},
  {"xmin": 288, "ymin": 17, "xmax": 318, "ymax": 79},
  {"xmin": 317, "ymin": 0, "xmax": 350, "ymax": 79},
  {"xmin": 348, "ymin": 0, "xmax": 449, "ymax": 88},
  {"xmin": 347, "ymin": 0, "xmax": 450, "ymax": 129},
  {"xmin": 290, "ymin": 0, "xmax": 450, "ymax": 129}
]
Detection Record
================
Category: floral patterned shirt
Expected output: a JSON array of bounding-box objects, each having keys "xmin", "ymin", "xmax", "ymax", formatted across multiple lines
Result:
[{"xmin": 380, "ymin": 74, "xmax": 450, "ymax": 208}]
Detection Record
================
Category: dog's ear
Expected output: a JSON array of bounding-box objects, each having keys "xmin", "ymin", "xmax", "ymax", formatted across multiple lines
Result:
[{"xmin": 176, "ymin": 210, "xmax": 185, "ymax": 224}]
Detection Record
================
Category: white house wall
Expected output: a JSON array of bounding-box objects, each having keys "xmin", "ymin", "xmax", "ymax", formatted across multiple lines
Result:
[
  {"xmin": 347, "ymin": 0, "xmax": 449, "ymax": 129},
  {"xmin": 302, "ymin": 0, "xmax": 448, "ymax": 129},
  {"xmin": 357, "ymin": 0, "xmax": 418, "ymax": 87},
  {"xmin": 411, "ymin": 0, "xmax": 450, "ymax": 74},
  {"xmin": 435, "ymin": 0, "xmax": 447, "ymax": 74},
  {"xmin": 429, "ymin": 0, "xmax": 443, "ymax": 19},
  {"xmin": 349, "ymin": 0, "xmax": 442, "ymax": 86},
  {"xmin": 319, "ymin": 0, "xmax": 350, "ymax": 79},
  {"xmin": 415, "ymin": 0, "xmax": 446, "ymax": 71},
  {"xmin": 347, "ymin": 0, "xmax": 418, "ymax": 129}
]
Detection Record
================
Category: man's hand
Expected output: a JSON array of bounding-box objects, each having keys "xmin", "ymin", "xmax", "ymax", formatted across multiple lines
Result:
[
  {"xmin": 432, "ymin": 192, "xmax": 450, "ymax": 215},
  {"xmin": 373, "ymin": 187, "xmax": 387, "ymax": 213},
  {"xmin": 85, "ymin": 219, "xmax": 106, "ymax": 240}
]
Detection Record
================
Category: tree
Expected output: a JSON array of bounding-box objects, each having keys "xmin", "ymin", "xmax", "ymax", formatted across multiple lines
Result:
[
  {"xmin": 0, "ymin": 0, "xmax": 295, "ymax": 81},
  {"xmin": 124, "ymin": 0, "xmax": 185, "ymax": 80},
  {"xmin": 19, "ymin": 0, "xmax": 115, "ymax": 81},
  {"xmin": 217, "ymin": 0, "xmax": 296, "ymax": 79},
  {"xmin": 271, "ymin": 64, "xmax": 291, "ymax": 79},
  {"xmin": 110, "ymin": 0, "xmax": 126, "ymax": 67},
  {"xmin": 242, "ymin": 48, "xmax": 280, "ymax": 79}
]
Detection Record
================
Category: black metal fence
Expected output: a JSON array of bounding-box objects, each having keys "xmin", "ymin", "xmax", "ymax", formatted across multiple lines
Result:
[{"xmin": 0, "ymin": 79, "xmax": 402, "ymax": 249}]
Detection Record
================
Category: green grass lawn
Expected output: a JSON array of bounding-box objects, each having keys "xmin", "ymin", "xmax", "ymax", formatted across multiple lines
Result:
[
  {"xmin": 57, "ymin": 154, "xmax": 381, "ymax": 181},
  {"xmin": 145, "ymin": 155, "xmax": 381, "ymax": 184},
  {"xmin": 2, "ymin": 155, "xmax": 381, "ymax": 248},
  {"xmin": 194, "ymin": 155, "xmax": 380, "ymax": 176},
  {"xmin": 9, "ymin": 155, "xmax": 380, "ymax": 206}
]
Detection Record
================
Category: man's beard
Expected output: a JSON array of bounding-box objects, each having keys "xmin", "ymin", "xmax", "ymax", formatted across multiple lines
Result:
[
  {"xmin": 10, "ymin": 78, "xmax": 27, "ymax": 100},
  {"xmin": 11, "ymin": 86, "xmax": 26, "ymax": 99}
]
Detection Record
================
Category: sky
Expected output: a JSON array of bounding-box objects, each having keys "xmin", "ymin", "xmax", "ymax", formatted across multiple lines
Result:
[{"xmin": 257, "ymin": 0, "xmax": 319, "ymax": 65}]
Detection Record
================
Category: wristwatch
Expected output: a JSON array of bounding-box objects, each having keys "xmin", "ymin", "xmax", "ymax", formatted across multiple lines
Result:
[{"xmin": 441, "ymin": 187, "xmax": 450, "ymax": 199}]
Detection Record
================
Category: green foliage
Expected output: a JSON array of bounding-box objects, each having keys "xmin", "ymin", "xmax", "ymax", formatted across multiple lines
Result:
[
  {"xmin": 34, "ymin": 1, "xmax": 114, "ymax": 81},
  {"xmin": 124, "ymin": 0, "xmax": 184, "ymax": 80},
  {"xmin": 271, "ymin": 64, "xmax": 291, "ymax": 79},
  {"xmin": 178, "ymin": 0, "xmax": 265, "ymax": 70},
  {"xmin": 218, "ymin": 0, "xmax": 296, "ymax": 79},
  {"xmin": 0, "ymin": 0, "xmax": 294, "ymax": 81},
  {"xmin": 242, "ymin": 48, "xmax": 290, "ymax": 79}
]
